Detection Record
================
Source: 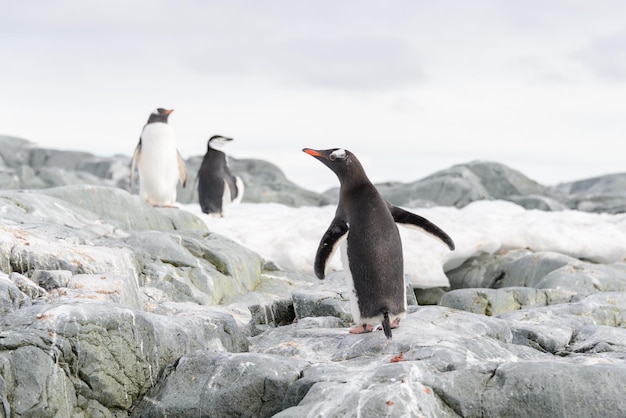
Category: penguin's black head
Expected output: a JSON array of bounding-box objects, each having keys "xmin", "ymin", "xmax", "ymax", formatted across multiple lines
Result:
[
  {"xmin": 208, "ymin": 135, "xmax": 233, "ymax": 151},
  {"xmin": 302, "ymin": 148, "xmax": 365, "ymax": 184},
  {"xmin": 146, "ymin": 108, "xmax": 174, "ymax": 124}
]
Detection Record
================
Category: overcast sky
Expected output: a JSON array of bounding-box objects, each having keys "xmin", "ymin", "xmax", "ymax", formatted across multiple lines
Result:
[{"xmin": 2, "ymin": 1, "xmax": 626, "ymax": 192}]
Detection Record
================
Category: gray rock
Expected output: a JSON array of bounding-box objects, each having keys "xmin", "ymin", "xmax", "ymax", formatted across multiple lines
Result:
[
  {"xmin": 292, "ymin": 288, "xmax": 352, "ymax": 324},
  {"xmin": 133, "ymin": 351, "xmax": 307, "ymax": 418},
  {"xmin": 9, "ymin": 272, "xmax": 47, "ymax": 299},
  {"xmin": 5, "ymin": 135, "xmax": 626, "ymax": 214},
  {"xmin": 0, "ymin": 135, "xmax": 35, "ymax": 168},
  {"xmin": 570, "ymin": 324, "xmax": 626, "ymax": 356},
  {"xmin": 439, "ymin": 286, "xmax": 578, "ymax": 317},
  {"xmin": 254, "ymin": 307, "xmax": 518, "ymax": 417},
  {"xmin": 0, "ymin": 301, "xmax": 249, "ymax": 416},
  {"xmin": 248, "ymin": 298, "xmax": 296, "ymax": 328},
  {"xmin": 228, "ymin": 157, "xmax": 323, "ymax": 207},
  {"xmin": 3, "ymin": 135, "xmax": 626, "ymax": 416},
  {"xmin": 158, "ymin": 155, "xmax": 323, "ymax": 207},
  {"xmin": 0, "ymin": 135, "xmax": 321, "ymax": 208},
  {"xmin": 551, "ymin": 173, "xmax": 626, "ymax": 213},
  {"xmin": 447, "ymin": 249, "xmax": 589, "ymax": 290},
  {"xmin": 429, "ymin": 361, "xmax": 626, "ymax": 418},
  {"xmin": 39, "ymin": 185, "xmax": 206, "ymax": 231},
  {"xmin": 479, "ymin": 361, "xmax": 626, "ymax": 417},
  {"xmin": 537, "ymin": 263, "xmax": 626, "ymax": 293},
  {"xmin": 323, "ymin": 160, "xmax": 551, "ymax": 209},
  {"xmin": 31, "ymin": 269, "xmax": 72, "ymax": 290},
  {"xmin": 507, "ymin": 193, "xmax": 567, "ymax": 211},
  {"xmin": 0, "ymin": 273, "xmax": 31, "ymax": 316}
]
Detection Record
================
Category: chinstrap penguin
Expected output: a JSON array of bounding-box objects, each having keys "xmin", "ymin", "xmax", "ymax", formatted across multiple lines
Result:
[
  {"xmin": 303, "ymin": 147, "xmax": 455, "ymax": 339},
  {"xmin": 130, "ymin": 108, "xmax": 188, "ymax": 207},
  {"xmin": 196, "ymin": 135, "xmax": 244, "ymax": 216}
]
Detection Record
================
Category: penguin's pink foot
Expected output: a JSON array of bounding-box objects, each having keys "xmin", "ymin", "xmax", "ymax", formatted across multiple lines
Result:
[
  {"xmin": 349, "ymin": 323, "xmax": 374, "ymax": 334},
  {"xmin": 377, "ymin": 318, "xmax": 401, "ymax": 331}
]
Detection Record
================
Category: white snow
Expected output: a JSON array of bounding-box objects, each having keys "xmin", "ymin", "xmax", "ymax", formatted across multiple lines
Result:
[{"xmin": 181, "ymin": 200, "xmax": 626, "ymax": 288}]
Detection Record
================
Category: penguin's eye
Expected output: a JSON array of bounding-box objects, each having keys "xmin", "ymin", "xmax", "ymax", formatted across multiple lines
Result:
[{"xmin": 330, "ymin": 149, "xmax": 346, "ymax": 161}]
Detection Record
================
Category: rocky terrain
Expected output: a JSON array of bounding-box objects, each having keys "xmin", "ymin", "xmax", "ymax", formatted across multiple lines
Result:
[{"xmin": 0, "ymin": 135, "xmax": 625, "ymax": 417}]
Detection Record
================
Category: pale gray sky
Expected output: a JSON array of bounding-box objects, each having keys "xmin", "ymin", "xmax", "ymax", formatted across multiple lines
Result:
[{"xmin": 2, "ymin": 1, "xmax": 626, "ymax": 191}]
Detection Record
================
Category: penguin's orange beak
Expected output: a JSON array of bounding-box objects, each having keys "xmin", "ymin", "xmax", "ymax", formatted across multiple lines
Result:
[
  {"xmin": 164, "ymin": 109, "xmax": 174, "ymax": 115},
  {"xmin": 303, "ymin": 148, "xmax": 322, "ymax": 157}
]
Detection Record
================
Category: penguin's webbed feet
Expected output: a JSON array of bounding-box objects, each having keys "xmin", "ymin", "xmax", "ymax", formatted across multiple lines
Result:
[
  {"xmin": 377, "ymin": 318, "xmax": 401, "ymax": 331},
  {"xmin": 349, "ymin": 323, "xmax": 375, "ymax": 334}
]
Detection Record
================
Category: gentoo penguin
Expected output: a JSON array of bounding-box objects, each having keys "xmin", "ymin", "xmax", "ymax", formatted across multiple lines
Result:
[
  {"xmin": 130, "ymin": 108, "xmax": 188, "ymax": 207},
  {"xmin": 303, "ymin": 148, "xmax": 455, "ymax": 339},
  {"xmin": 196, "ymin": 135, "xmax": 244, "ymax": 216}
]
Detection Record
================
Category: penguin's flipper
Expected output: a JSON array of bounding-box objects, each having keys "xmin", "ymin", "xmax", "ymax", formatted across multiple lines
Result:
[
  {"xmin": 176, "ymin": 150, "xmax": 188, "ymax": 187},
  {"xmin": 389, "ymin": 205, "xmax": 455, "ymax": 251},
  {"xmin": 129, "ymin": 141, "xmax": 142, "ymax": 190},
  {"xmin": 314, "ymin": 217, "xmax": 349, "ymax": 279},
  {"xmin": 224, "ymin": 173, "xmax": 239, "ymax": 203},
  {"xmin": 232, "ymin": 176, "xmax": 245, "ymax": 204}
]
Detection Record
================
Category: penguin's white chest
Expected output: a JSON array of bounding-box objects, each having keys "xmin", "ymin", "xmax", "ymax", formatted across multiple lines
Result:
[{"xmin": 138, "ymin": 123, "xmax": 180, "ymax": 206}]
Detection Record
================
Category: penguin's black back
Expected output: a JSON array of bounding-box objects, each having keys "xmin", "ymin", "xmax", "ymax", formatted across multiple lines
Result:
[
  {"xmin": 197, "ymin": 148, "xmax": 229, "ymax": 214},
  {"xmin": 341, "ymin": 182, "xmax": 405, "ymax": 319}
]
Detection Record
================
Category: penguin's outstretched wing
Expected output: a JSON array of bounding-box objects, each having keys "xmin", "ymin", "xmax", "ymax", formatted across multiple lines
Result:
[
  {"xmin": 129, "ymin": 140, "xmax": 142, "ymax": 190},
  {"xmin": 389, "ymin": 205, "xmax": 455, "ymax": 251},
  {"xmin": 176, "ymin": 150, "xmax": 188, "ymax": 188},
  {"xmin": 314, "ymin": 216, "xmax": 349, "ymax": 279}
]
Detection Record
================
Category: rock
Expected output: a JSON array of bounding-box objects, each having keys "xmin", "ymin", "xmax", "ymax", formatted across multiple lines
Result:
[
  {"xmin": 151, "ymin": 155, "xmax": 323, "ymax": 208},
  {"xmin": 292, "ymin": 288, "xmax": 352, "ymax": 324},
  {"xmin": 507, "ymin": 193, "xmax": 567, "ymax": 211},
  {"xmin": 31, "ymin": 269, "xmax": 72, "ymax": 290},
  {"xmin": 39, "ymin": 185, "xmax": 206, "ymax": 231},
  {"xmin": 0, "ymin": 273, "xmax": 31, "ymax": 316},
  {"xmin": 536, "ymin": 263, "xmax": 626, "ymax": 294},
  {"xmin": 291, "ymin": 272, "xmax": 353, "ymax": 325},
  {"xmin": 0, "ymin": 135, "xmax": 321, "ymax": 208},
  {"xmin": 439, "ymin": 287, "xmax": 574, "ymax": 316},
  {"xmin": 0, "ymin": 301, "xmax": 249, "ymax": 416},
  {"xmin": 5, "ymin": 135, "xmax": 626, "ymax": 214},
  {"xmin": 133, "ymin": 351, "xmax": 307, "ymax": 417},
  {"xmin": 2, "ymin": 135, "xmax": 626, "ymax": 416},
  {"xmin": 0, "ymin": 136, "xmax": 36, "ymax": 169},
  {"xmin": 446, "ymin": 249, "xmax": 611, "ymax": 291},
  {"xmin": 551, "ymin": 173, "xmax": 626, "ymax": 213},
  {"xmin": 430, "ymin": 361, "xmax": 626, "ymax": 417},
  {"xmin": 570, "ymin": 324, "xmax": 626, "ymax": 355},
  {"xmin": 9, "ymin": 272, "xmax": 47, "ymax": 299},
  {"xmin": 0, "ymin": 186, "xmax": 280, "ymax": 312},
  {"xmin": 322, "ymin": 161, "xmax": 551, "ymax": 209}
]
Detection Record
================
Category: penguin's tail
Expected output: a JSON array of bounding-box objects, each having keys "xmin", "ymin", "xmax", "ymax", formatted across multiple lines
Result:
[{"xmin": 382, "ymin": 312, "xmax": 392, "ymax": 339}]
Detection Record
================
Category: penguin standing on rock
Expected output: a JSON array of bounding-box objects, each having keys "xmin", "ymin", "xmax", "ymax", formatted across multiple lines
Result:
[
  {"xmin": 197, "ymin": 135, "xmax": 244, "ymax": 216},
  {"xmin": 303, "ymin": 147, "xmax": 455, "ymax": 339},
  {"xmin": 130, "ymin": 108, "xmax": 188, "ymax": 207}
]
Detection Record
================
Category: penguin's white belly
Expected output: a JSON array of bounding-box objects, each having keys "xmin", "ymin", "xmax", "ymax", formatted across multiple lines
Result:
[
  {"xmin": 340, "ymin": 240, "xmax": 362, "ymax": 323},
  {"xmin": 138, "ymin": 125, "xmax": 180, "ymax": 206}
]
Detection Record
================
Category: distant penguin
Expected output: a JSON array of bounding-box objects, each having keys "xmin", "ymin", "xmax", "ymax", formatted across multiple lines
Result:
[
  {"xmin": 196, "ymin": 135, "xmax": 244, "ymax": 216},
  {"xmin": 130, "ymin": 108, "xmax": 188, "ymax": 207},
  {"xmin": 303, "ymin": 148, "xmax": 455, "ymax": 338}
]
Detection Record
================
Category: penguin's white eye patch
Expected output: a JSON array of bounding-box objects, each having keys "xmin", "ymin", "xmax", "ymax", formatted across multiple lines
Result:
[
  {"xmin": 330, "ymin": 149, "xmax": 346, "ymax": 161},
  {"xmin": 209, "ymin": 137, "xmax": 226, "ymax": 150}
]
